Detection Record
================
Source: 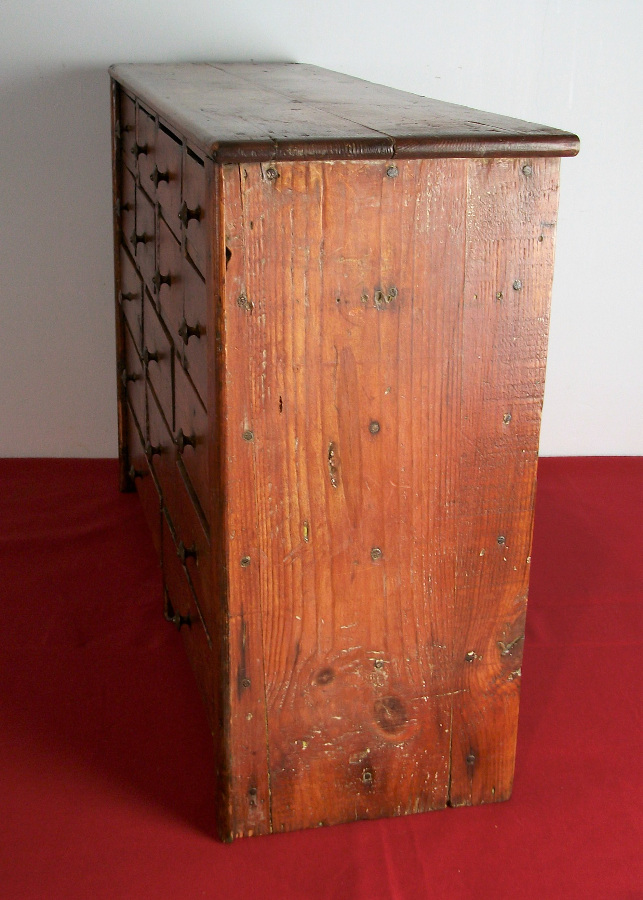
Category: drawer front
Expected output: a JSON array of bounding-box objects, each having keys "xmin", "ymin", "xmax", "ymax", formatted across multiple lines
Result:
[
  {"xmin": 136, "ymin": 105, "xmax": 156, "ymax": 190},
  {"xmin": 157, "ymin": 217, "xmax": 183, "ymax": 342},
  {"xmin": 127, "ymin": 404, "xmax": 162, "ymax": 557},
  {"xmin": 156, "ymin": 124, "xmax": 183, "ymax": 241},
  {"xmin": 121, "ymin": 167, "xmax": 136, "ymax": 257},
  {"xmin": 182, "ymin": 149, "xmax": 207, "ymax": 274},
  {"xmin": 119, "ymin": 246, "xmax": 143, "ymax": 353},
  {"xmin": 147, "ymin": 382, "xmax": 177, "ymax": 510},
  {"xmin": 135, "ymin": 185, "xmax": 156, "ymax": 291},
  {"xmin": 164, "ymin": 479, "xmax": 211, "ymax": 634},
  {"xmin": 119, "ymin": 91, "xmax": 136, "ymax": 176},
  {"xmin": 122, "ymin": 319, "xmax": 145, "ymax": 430},
  {"xmin": 143, "ymin": 291, "xmax": 173, "ymax": 430},
  {"xmin": 174, "ymin": 360, "xmax": 209, "ymax": 524},
  {"xmin": 180, "ymin": 257, "xmax": 208, "ymax": 406},
  {"xmin": 161, "ymin": 511, "xmax": 212, "ymax": 665}
]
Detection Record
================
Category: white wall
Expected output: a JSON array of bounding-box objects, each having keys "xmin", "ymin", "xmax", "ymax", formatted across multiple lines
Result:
[{"xmin": 1, "ymin": 0, "xmax": 641, "ymax": 457}]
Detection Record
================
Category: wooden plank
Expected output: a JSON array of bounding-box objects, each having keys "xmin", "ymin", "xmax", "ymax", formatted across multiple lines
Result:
[
  {"xmin": 448, "ymin": 157, "xmax": 560, "ymax": 806},
  {"xmin": 109, "ymin": 64, "xmax": 579, "ymax": 162},
  {"xmin": 222, "ymin": 159, "xmax": 472, "ymax": 833}
]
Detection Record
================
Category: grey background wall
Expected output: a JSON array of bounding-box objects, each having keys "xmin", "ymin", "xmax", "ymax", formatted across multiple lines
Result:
[{"xmin": 1, "ymin": 0, "xmax": 641, "ymax": 457}]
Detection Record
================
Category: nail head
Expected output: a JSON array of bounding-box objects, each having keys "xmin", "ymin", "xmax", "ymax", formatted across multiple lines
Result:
[
  {"xmin": 369, "ymin": 420, "xmax": 381, "ymax": 435},
  {"xmin": 370, "ymin": 547, "xmax": 383, "ymax": 561},
  {"xmin": 386, "ymin": 165, "xmax": 399, "ymax": 178},
  {"xmin": 240, "ymin": 556, "xmax": 251, "ymax": 567}
]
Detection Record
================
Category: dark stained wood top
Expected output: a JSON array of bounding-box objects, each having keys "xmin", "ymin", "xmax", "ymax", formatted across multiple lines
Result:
[{"xmin": 109, "ymin": 62, "xmax": 580, "ymax": 162}]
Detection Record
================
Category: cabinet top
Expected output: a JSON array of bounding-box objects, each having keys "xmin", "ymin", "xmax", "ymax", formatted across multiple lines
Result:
[{"xmin": 109, "ymin": 62, "xmax": 579, "ymax": 162}]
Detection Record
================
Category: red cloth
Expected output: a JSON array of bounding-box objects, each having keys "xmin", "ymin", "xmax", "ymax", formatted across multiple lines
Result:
[{"xmin": 0, "ymin": 458, "xmax": 641, "ymax": 899}]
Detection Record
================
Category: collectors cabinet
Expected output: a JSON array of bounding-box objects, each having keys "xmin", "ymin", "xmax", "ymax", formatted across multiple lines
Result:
[{"xmin": 110, "ymin": 62, "xmax": 578, "ymax": 840}]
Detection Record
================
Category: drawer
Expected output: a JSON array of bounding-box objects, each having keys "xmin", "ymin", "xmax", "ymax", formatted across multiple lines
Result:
[
  {"xmin": 157, "ymin": 217, "xmax": 183, "ymax": 341},
  {"xmin": 164, "ymin": 478, "xmax": 212, "ymax": 633},
  {"xmin": 134, "ymin": 185, "xmax": 156, "ymax": 291},
  {"xmin": 119, "ymin": 246, "xmax": 143, "ymax": 352},
  {"xmin": 161, "ymin": 511, "xmax": 212, "ymax": 661},
  {"xmin": 147, "ymin": 381, "xmax": 177, "ymax": 511},
  {"xmin": 174, "ymin": 360, "xmax": 208, "ymax": 524},
  {"xmin": 143, "ymin": 290, "xmax": 173, "ymax": 430},
  {"xmin": 121, "ymin": 166, "xmax": 136, "ymax": 257},
  {"xmin": 182, "ymin": 148, "xmax": 207, "ymax": 274},
  {"xmin": 119, "ymin": 91, "xmax": 136, "ymax": 176},
  {"xmin": 122, "ymin": 318, "xmax": 145, "ymax": 430},
  {"xmin": 136, "ymin": 105, "xmax": 156, "ymax": 189},
  {"xmin": 126, "ymin": 402, "xmax": 162, "ymax": 557},
  {"xmin": 156, "ymin": 124, "xmax": 183, "ymax": 240},
  {"xmin": 180, "ymin": 257, "xmax": 208, "ymax": 406}
]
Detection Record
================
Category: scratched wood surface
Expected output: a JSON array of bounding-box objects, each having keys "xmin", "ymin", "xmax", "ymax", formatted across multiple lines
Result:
[
  {"xmin": 220, "ymin": 157, "xmax": 559, "ymax": 836},
  {"xmin": 109, "ymin": 63, "xmax": 579, "ymax": 162}
]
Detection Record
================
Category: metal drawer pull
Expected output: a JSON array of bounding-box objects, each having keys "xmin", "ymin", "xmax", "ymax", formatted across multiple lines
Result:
[
  {"xmin": 141, "ymin": 347, "xmax": 159, "ymax": 366},
  {"xmin": 163, "ymin": 593, "xmax": 191, "ymax": 630},
  {"xmin": 178, "ymin": 201, "xmax": 202, "ymax": 225},
  {"xmin": 130, "ymin": 229, "xmax": 151, "ymax": 246},
  {"xmin": 176, "ymin": 429, "xmax": 196, "ymax": 453},
  {"xmin": 177, "ymin": 541, "xmax": 197, "ymax": 564},
  {"xmin": 120, "ymin": 367, "xmax": 140, "ymax": 387},
  {"xmin": 178, "ymin": 317, "xmax": 204, "ymax": 344},
  {"xmin": 144, "ymin": 440, "xmax": 161, "ymax": 460},
  {"xmin": 152, "ymin": 270, "xmax": 172, "ymax": 291},
  {"xmin": 150, "ymin": 166, "xmax": 169, "ymax": 188}
]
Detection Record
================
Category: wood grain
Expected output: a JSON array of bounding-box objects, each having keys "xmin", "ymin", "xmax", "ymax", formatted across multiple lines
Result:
[{"xmin": 109, "ymin": 64, "xmax": 579, "ymax": 162}]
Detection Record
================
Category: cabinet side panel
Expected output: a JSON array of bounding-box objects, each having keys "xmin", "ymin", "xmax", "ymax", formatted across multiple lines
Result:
[
  {"xmin": 223, "ymin": 159, "xmax": 469, "ymax": 833},
  {"xmin": 448, "ymin": 157, "xmax": 561, "ymax": 806}
]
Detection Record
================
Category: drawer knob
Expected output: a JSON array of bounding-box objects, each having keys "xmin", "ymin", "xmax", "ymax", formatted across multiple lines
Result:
[
  {"xmin": 163, "ymin": 600, "xmax": 191, "ymax": 631},
  {"xmin": 130, "ymin": 229, "xmax": 151, "ymax": 247},
  {"xmin": 150, "ymin": 166, "xmax": 169, "ymax": 188},
  {"xmin": 128, "ymin": 464, "xmax": 145, "ymax": 480},
  {"xmin": 178, "ymin": 318, "xmax": 204, "ymax": 344},
  {"xmin": 131, "ymin": 142, "xmax": 148, "ymax": 159},
  {"xmin": 152, "ymin": 270, "xmax": 172, "ymax": 291},
  {"xmin": 177, "ymin": 541, "xmax": 197, "ymax": 564},
  {"xmin": 120, "ymin": 367, "xmax": 140, "ymax": 387},
  {"xmin": 176, "ymin": 429, "xmax": 196, "ymax": 453},
  {"xmin": 142, "ymin": 347, "xmax": 159, "ymax": 366},
  {"xmin": 178, "ymin": 201, "xmax": 202, "ymax": 225},
  {"xmin": 144, "ymin": 440, "xmax": 161, "ymax": 460}
]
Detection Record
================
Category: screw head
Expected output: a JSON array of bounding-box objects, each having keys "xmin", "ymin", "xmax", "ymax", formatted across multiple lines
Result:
[
  {"xmin": 496, "ymin": 291, "xmax": 503, "ymax": 301},
  {"xmin": 369, "ymin": 420, "xmax": 380, "ymax": 435},
  {"xmin": 265, "ymin": 166, "xmax": 279, "ymax": 181},
  {"xmin": 497, "ymin": 535, "xmax": 506, "ymax": 545},
  {"xmin": 503, "ymin": 413, "xmax": 512, "ymax": 425},
  {"xmin": 370, "ymin": 547, "xmax": 383, "ymax": 561},
  {"xmin": 240, "ymin": 556, "xmax": 251, "ymax": 567},
  {"xmin": 513, "ymin": 279, "xmax": 523, "ymax": 291},
  {"xmin": 362, "ymin": 770, "xmax": 373, "ymax": 783},
  {"xmin": 242, "ymin": 430, "xmax": 254, "ymax": 442},
  {"xmin": 522, "ymin": 164, "xmax": 533, "ymax": 176},
  {"xmin": 465, "ymin": 651, "xmax": 477, "ymax": 663},
  {"xmin": 374, "ymin": 659, "xmax": 384, "ymax": 669},
  {"xmin": 386, "ymin": 165, "xmax": 399, "ymax": 178},
  {"xmin": 466, "ymin": 753, "xmax": 476, "ymax": 765}
]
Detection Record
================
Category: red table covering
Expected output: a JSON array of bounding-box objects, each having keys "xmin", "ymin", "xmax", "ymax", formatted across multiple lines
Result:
[{"xmin": 1, "ymin": 457, "xmax": 641, "ymax": 899}]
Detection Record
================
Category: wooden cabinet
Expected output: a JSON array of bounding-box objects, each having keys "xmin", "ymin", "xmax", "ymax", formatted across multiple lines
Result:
[{"xmin": 110, "ymin": 62, "xmax": 578, "ymax": 841}]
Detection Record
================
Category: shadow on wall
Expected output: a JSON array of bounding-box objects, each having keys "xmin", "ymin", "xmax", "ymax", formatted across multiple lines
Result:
[{"xmin": 0, "ymin": 66, "xmax": 120, "ymax": 456}]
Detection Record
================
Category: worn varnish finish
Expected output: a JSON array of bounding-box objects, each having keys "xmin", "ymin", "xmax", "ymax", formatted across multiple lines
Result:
[{"xmin": 110, "ymin": 63, "xmax": 575, "ymax": 840}]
